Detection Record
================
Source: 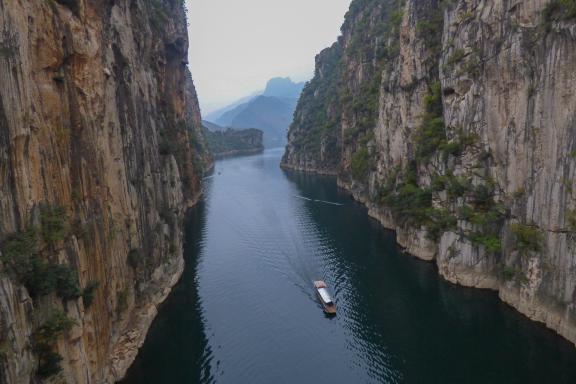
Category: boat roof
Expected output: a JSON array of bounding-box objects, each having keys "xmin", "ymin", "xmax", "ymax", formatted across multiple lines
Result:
[
  {"xmin": 317, "ymin": 287, "xmax": 333, "ymax": 303},
  {"xmin": 314, "ymin": 280, "xmax": 327, "ymax": 288}
]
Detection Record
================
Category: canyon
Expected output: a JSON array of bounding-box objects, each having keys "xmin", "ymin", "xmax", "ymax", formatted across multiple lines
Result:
[{"xmin": 1, "ymin": 0, "xmax": 576, "ymax": 382}]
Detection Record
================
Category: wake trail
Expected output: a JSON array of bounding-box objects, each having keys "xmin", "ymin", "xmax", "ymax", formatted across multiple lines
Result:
[
  {"xmin": 222, "ymin": 196, "xmax": 323, "ymax": 299},
  {"xmin": 293, "ymin": 195, "xmax": 344, "ymax": 206},
  {"xmin": 315, "ymin": 200, "xmax": 344, "ymax": 206}
]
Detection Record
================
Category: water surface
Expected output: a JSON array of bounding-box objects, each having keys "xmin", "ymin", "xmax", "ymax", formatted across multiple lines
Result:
[{"xmin": 123, "ymin": 149, "xmax": 576, "ymax": 383}]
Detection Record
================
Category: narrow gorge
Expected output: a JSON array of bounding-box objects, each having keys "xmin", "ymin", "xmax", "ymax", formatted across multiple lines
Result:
[
  {"xmin": 0, "ymin": 0, "xmax": 210, "ymax": 382},
  {"xmin": 2, "ymin": 0, "xmax": 576, "ymax": 383},
  {"xmin": 283, "ymin": 0, "xmax": 576, "ymax": 346}
]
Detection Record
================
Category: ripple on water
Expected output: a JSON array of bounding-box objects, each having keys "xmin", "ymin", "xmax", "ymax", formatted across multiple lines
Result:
[{"xmin": 123, "ymin": 150, "xmax": 576, "ymax": 384}]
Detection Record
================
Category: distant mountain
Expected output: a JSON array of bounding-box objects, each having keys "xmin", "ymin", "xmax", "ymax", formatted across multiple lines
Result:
[
  {"xmin": 207, "ymin": 77, "xmax": 305, "ymax": 148},
  {"xmin": 221, "ymin": 96, "xmax": 297, "ymax": 148},
  {"xmin": 204, "ymin": 91, "xmax": 259, "ymax": 122},
  {"xmin": 214, "ymin": 102, "xmax": 250, "ymax": 128},
  {"xmin": 262, "ymin": 77, "xmax": 305, "ymax": 99}
]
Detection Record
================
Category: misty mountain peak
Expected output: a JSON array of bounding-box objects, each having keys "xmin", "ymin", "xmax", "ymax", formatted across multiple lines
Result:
[{"xmin": 263, "ymin": 77, "xmax": 305, "ymax": 99}]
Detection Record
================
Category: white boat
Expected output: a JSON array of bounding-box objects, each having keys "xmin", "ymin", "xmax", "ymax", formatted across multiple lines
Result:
[{"xmin": 314, "ymin": 280, "xmax": 336, "ymax": 315}]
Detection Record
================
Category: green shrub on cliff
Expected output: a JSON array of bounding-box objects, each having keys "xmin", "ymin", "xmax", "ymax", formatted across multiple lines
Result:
[
  {"xmin": 148, "ymin": 0, "xmax": 169, "ymax": 30},
  {"xmin": 52, "ymin": 0, "xmax": 80, "ymax": 13},
  {"xmin": 440, "ymin": 130, "xmax": 479, "ymax": 159},
  {"xmin": 0, "ymin": 230, "xmax": 66, "ymax": 298},
  {"xmin": 501, "ymin": 266, "xmax": 516, "ymax": 281},
  {"xmin": 351, "ymin": 148, "xmax": 373, "ymax": 181},
  {"xmin": 460, "ymin": 182, "xmax": 506, "ymax": 253},
  {"xmin": 567, "ymin": 209, "xmax": 576, "ymax": 231},
  {"xmin": 33, "ymin": 310, "xmax": 75, "ymax": 378},
  {"xmin": 1, "ymin": 229, "xmax": 38, "ymax": 279},
  {"xmin": 511, "ymin": 224, "xmax": 544, "ymax": 253},
  {"xmin": 81, "ymin": 281, "xmax": 100, "ymax": 308},
  {"xmin": 388, "ymin": 183, "xmax": 432, "ymax": 224},
  {"xmin": 446, "ymin": 48, "xmax": 466, "ymax": 67},
  {"xmin": 415, "ymin": 116, "xmax": 445, "ymax": 160},
  {"xmin": 446, "ymin": 174, "xmax": 471, "ymax": 198},
  {"xmin": 426, "ymin": 208, "xmax": 457, "ymax": 240},
  {"xmin": 380, "ymin": 168, "xmax": 433, "ymax": 226},
  {"xmin": 23, "ymin": 262, "xmax": 80, "ymax": 300},
  {"xmin": 543, "ymin": 0, "xmax": 576, "ymax": 22},
  {"xmin": 40, "ymin": 206, "xmax": 67, "ymax": 246},
  {"xmin": 469, "ymin": 233, "xmax": 502, "ymax": 253},
  {"xmin": 53, "ymin": 265, "xmax": 81, "ymax": 300},
  {"xmin": 501, "ymin": 266, "xmax": 529, "ymax": 284},
  {"xmin": 415, "ymin": 82, "xmax": 447, "ymax": 161},
  {"xmin": 1, "ymin": 226, "xmax": 80, "ymax": 300},
  {"xmin": 117, "ymin": 288, "xmax": 129, "ymax": 315}
]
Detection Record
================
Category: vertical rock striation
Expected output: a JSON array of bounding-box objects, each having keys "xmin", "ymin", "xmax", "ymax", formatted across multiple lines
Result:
[
  {"xmin": 0, "ymin": 0, "xmax": 210, "ymax": 382},
  {"xmin": 283, "ymin": 0, "xmax": 576, "ymax": 346}
]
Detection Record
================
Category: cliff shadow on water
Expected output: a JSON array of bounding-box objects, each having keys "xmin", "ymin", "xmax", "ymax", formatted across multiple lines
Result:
[
  {"xmin": 120, "ymin": 203, "xmax": 214, "ymax": 384},
  {"xmin": 282, "ymin": 168, "xmax": 576, "ymax": 384}
]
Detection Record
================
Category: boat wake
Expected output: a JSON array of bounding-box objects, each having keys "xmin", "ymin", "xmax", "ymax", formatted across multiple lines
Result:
[
  {"xmin": 294, "ymin": 195, "xmax": 344, "ymax": 206},
  {"xmin": 220, "ymin": 196, "xmax": 329, "ymax": 304}
]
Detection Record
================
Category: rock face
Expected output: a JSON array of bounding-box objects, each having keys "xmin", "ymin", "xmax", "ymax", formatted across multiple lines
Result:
[
  {"xmin": 0, "ymin": 0, "xmax": 210, "ymax": 382},
  {"xmin": 283, "ymin": 0, "xmax": 576, "ymax": 346}
]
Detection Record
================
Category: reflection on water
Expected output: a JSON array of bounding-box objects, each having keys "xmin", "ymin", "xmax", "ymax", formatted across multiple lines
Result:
[
  {"xmin": 120, "ymin": 204, "xmax": 215, "ymax": 383},
  {"xmin": 122, "ymin": 149, "xmax": 576, "ymax": 384}
]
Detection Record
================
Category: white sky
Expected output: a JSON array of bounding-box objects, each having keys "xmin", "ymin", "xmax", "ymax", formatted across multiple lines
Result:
[{"xmin": 185, "ymin": 0, "xmax": 352, "ymax": 114}]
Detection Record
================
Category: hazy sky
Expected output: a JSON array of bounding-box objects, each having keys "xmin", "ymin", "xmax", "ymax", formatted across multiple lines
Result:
[{"xmin": 186, "ymin": 0, "xmax": 352, "ymax": 114}]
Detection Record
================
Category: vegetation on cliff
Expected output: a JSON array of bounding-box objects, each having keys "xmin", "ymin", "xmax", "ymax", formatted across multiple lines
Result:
[
  {"xmin": 204, "ymin": 126, "xmax": 264, "ymax": 157},
  {"xmin": 32, "ymin": 310, "xmax": 75, "ymax": 378},
  {"xmin": 544, "ymin": 0, "xmax": 576, "ymax": 22},
  {"xmin": 285, "ymin": 0, "xmax": 509, "ymax": 251},
  {"xmin": 283, "ymin": 0, "xmax": 576, "ymax": 345},
  {"xmin": 0, "ymin": 0, "xmax": 211, "ymax": 381},
  {"xmin": 283, "ymin": 0, "xmax": 405, "ymax": 172},
  {"xmin": 0, "ymin": 209, "xmax": 81, "ymax": 302},
  {"xmin": 288, "ymin": 43, "xmax": 343, "ymax": 159}
]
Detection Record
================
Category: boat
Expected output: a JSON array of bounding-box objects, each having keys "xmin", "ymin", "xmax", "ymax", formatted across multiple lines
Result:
[{"xmin": 314, "ymin": 280, "xmax": 336, "ymax": 315}]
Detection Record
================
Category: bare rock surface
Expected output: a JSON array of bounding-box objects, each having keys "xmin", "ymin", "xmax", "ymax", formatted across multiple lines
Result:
[
  {"xmin": 0, "ymin": 0, "xmax": 211, "ymax": 382},
  {"xmin": 283, "ymin": 0, "xmax": 576, "ymax": 346}
]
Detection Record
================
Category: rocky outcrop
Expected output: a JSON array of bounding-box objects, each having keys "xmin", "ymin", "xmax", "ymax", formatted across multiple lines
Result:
[
  {"xmin": 0, "ymin": 0, "xmax": 209, "ymax": 382},
  {"xmin": 283, "ymin": 0, "xmax": 576, "ymax": 346},
  {"xmin": 204, "ymin": 127, "xmax": 264, "ymax": 158}
]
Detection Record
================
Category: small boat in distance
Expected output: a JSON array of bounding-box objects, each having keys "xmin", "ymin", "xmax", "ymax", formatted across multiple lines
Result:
[{"xmin": 314, "ymin": 280, "xmax": 336, "ymax": 315}]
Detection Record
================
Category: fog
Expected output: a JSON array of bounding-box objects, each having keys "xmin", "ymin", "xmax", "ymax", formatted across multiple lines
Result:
[{"xmin": 186, "ymin": 0, "xmax": 352, "ymax": 113}]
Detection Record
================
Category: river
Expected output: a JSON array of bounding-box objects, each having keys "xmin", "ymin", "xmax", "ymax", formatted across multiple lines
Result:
[{"xmin": 122, "ymin": 149, "xmax": 576, "ymax": 383}]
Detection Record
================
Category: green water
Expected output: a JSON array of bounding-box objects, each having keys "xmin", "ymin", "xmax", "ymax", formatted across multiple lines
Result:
[{"xmin": 122, "ymin": 149, "xmax": 576, "ymax": 383}]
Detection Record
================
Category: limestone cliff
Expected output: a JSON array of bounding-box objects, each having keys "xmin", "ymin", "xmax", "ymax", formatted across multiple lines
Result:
[
  {"xmin": 283, "ymin": 0, "xmax": 576, "ymax": 346},
  {"xmin": 0, "ymin": 0, "xmax": 210, "ymax": 382}
]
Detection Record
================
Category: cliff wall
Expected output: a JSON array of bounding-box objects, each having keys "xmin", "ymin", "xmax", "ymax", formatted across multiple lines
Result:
[
  {"xmin": 283, "ymin": 0, "xmax": 576, "ymax": 345},
  {"xmin": 0, "ymin": 0, "xmax": 209, "ymax": 382}
]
